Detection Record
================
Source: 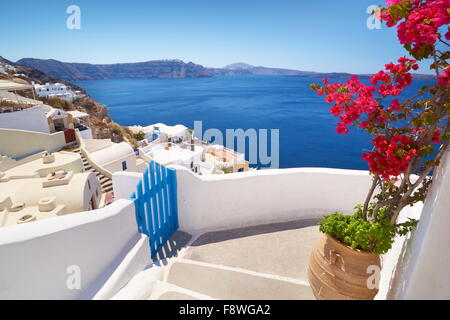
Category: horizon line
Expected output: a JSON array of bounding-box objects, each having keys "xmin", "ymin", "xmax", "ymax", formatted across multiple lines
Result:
[{"xmin": 4, "ymin": 55, "xmax": 436, "ymax": 77}]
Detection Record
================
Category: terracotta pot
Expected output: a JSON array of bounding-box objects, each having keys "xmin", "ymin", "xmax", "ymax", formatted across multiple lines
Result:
[{"xmin": 307, "ymin": 233, "xmax": 381, "ymax": 300}]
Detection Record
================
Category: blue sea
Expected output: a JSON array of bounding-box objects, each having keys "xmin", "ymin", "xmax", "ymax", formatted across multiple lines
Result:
[{"xmin": 76, "ymin": 75, "xmax": 433, "ymax": 170}]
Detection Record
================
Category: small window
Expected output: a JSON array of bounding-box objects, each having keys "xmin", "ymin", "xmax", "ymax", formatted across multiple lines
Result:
[
  {"xmin": 238, "ymin": 168, "xmax": 244, "ymax": 172},
  {"xmin": 122, "ymin": 161, "xmax": 127, "ymax": 171},
  {"xmin": 87, "ymin": 180, "xmax": 91, "ymax": 190}
]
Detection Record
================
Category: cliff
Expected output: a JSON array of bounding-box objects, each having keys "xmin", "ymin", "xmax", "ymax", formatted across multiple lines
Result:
[
  {"xmin": 17, "ymin": 58, "xmax": 214, "ymax": 81},
  {"xmin": 1, "ymin": 56, "xmax": 135, "ymax": 145},
  {"xmin": 13, "ymin": 57, "xmax": 436, "ymax": 82}
]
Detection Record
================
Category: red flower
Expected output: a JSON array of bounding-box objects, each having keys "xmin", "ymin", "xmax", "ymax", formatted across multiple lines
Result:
[
  {"xmin": 336, "ymin": 123, "xmax": 349, "ymax": 134},
  {"xmin": 363, "ymin": 135, "xmax": 417, "ymax": 180},
  {"xmin": 389, "ymin": 99, "xmax": 402, "ymax": 111},
  {"xmin": 381, "ymin": 0, "xmax": 450, "ymax": 52},
  {"xmin": 438, "ymin": 66, "xmax": 450, "ymax": 87},
  {"xmin": 432, "ymin": 131, "xmax": 442, "ymax": 144}
]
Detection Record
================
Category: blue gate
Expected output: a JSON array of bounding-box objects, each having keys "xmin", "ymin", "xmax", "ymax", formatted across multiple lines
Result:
[{"xmin": 130, "ymin": 160, "xmax": 179, "ymax": 258}]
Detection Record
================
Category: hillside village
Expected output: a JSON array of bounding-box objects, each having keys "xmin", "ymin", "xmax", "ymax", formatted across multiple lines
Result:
[
  {"xmin": 0, "ymin": 59, "xmax": 251, "ymax": 228},
  {"xmin": 0, "ymin": 56, "xmax": 135, "ymax": 144}
]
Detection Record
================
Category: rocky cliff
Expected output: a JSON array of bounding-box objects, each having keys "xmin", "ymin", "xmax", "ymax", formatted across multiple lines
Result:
[
  {"xmin": 1, "ymin": 56, "xmax": 136, "ymax": 145},
  {"xmin": 17, "ymin": 58, "xmax": 215, "ymax": 81}
]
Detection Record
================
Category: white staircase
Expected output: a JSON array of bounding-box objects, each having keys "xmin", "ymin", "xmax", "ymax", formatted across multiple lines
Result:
[
  {"xmin": 113, "ymin": 220, "xmax": 318, "ymax": 300},
  {"xmin": 72, "ymin": 147, "xmax": 113, "ymax": 194},
  {"xmin": 151, "ymin": 258, "xmax": 314, "ymax": 300}
]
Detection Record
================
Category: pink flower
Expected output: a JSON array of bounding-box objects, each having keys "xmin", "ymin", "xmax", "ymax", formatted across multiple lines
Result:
[
  {"xmin": 386, "ymin": 0, "xmax": 402, "ymax": 6},
  {"xmin": 336, "ymin": 123, "xmax": 349, "ymax": 134},
  {"xmin": 389, "ymin": 99, "xmax": 402, "ymax": 111},
  {"xmin": 438, "ymin": 66, "xmax": 450, "ymax": 87},
  {"xmin": 359, "ymin": 121, "xmax": 369, "ymax": 129},
  {"xmin": 381, "ymin": 0, "xmax": 450, "ymax": 52},
  {"xmin": 432, "ymin": 131, "xmax": 442, "ymax": 144}
]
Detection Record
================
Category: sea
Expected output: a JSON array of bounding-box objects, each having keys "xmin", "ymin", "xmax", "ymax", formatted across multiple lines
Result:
[{"xmin": 76, "ymin": 75, "xmax": 433, "ymax": 170}]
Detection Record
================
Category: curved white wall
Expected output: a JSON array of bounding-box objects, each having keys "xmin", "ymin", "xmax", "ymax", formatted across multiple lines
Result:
[
  {"xmin": 0, "ymin": 199, "xmax": 140, "ymax": 299},
  {"xmin": 0, "ymin": 106, "xmax": 49, "ymax": 133},
  {"xmin": 389, "ymin": 149, "xmax": 450, "ymax": 299},
  {"xmin": 175, "ymin": 167, "xmax": 373, "ymax": 233},
  {"xmin": 113, "ymin": 167, "xmax": 374, "ymax": 234},
  {"xmin": 0, "ymin": 128, "xmax": 66, "ymax": 159}
]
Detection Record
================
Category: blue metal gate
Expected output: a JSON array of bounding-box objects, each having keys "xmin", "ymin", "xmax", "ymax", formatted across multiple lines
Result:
[{"xmin": 130, "ymin": 160, "xmax": 179, "ymax": 258}]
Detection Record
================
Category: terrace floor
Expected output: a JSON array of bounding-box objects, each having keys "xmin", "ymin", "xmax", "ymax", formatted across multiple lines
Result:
[
  {"xmin": 146, "ymin": 218, "xmax": 321, "ymax": 300},
  {"xmin": 183, "ymin": 218, "xmax": 321, "ymax": 280}
]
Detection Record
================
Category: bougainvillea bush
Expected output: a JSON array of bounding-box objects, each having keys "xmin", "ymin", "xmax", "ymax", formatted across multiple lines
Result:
[{"xmin": 311, "ymin": 0, "xmax": 450, "ymax": 254}]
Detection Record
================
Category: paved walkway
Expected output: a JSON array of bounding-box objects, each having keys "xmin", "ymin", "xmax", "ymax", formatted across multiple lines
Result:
[{"xmin": 182, "ymin": 218, "xmax": 321, "ymax": 281}]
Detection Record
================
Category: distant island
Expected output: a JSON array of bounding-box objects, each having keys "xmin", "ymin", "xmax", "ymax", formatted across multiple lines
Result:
[{"xmin": 16, "ymin": 58, "xmax": 436, "ymax": 82}]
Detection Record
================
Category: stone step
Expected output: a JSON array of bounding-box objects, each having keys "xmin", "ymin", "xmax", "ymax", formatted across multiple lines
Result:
[
  {"xmin": 149, "ymin": 281, "xmax": 216, "ymax": 300},
  {"xmin": 163, "ymin": 259, "xmax": 314, "ymax": 300},
  {"xmin": 70, "ymin": 147, "xmax": 114, "ymax": 194},
  {"xmin": 103, "ymin": 186, "xmax": 113, "ymax": 193},
  {"xmin": 102, "ymin": 182, "xmax": 113, "ymax": 188}
]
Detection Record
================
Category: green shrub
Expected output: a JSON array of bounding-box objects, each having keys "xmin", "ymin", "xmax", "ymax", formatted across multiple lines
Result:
[
  {"xmin": 41, "ymin": 96, "xmax": 74, "ymax": 111},
  {"xmin": 107, "ymin": 122, "xmax": 123, "ymax": 135},
  {"xmin": 319, "ymin": 204, "xmax": 417, "ymax": 254},
  {"xmin": 133, "ymin": 131, "xmax": 146, "ymax": 141}
]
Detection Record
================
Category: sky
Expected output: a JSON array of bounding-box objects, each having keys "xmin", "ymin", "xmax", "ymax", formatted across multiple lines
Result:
[{"xmin": 0, "ymin": 0, "xmax": 434, "ymax": 74}]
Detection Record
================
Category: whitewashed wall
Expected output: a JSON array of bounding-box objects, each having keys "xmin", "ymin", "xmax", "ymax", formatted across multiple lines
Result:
[
  {"xmin": 78, "ymin": 135, "xmax": 140, "ymax": 178},
  {"xmin": 113, "ymin": 171, "xmax": 143, "ymax": 200},
  {"xmin": 113, "ymin": 167, "xmax": 373, "ymax": 234},
  {"xmin": 78, "ymin": 128, "xmax": 93, "ymax": 140},
  {"xmin": 388, "ymin": 149, "xmax": 450, "ymax": 300},
  {"xmin": 0, "ymin": 199, "xmax": 141, "ymax": 299},
  {"xmin": 0, "ymin": 128, "xmax": 67, "ymax": 159},
  {"xmin": 101, "ymin": 152, "xmax": 138, "ymax": 174},
  {"xmin": 0, "ymin": 106, "xmax": 50, "ymax": 133},
  {"xmin": 174, "ymin": 167, "xmax": 372, "ymax": 234}
]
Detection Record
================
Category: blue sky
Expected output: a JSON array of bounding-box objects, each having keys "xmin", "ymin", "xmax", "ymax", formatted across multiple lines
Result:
[{"xmin": 0, "ymin": 0, "xmax": 434, "ymax": 74}]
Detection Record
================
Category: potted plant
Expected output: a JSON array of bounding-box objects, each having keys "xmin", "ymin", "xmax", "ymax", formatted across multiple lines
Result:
[{"xmin": 308, "ymin": 0, "xmax": 449, "ymax": 300}]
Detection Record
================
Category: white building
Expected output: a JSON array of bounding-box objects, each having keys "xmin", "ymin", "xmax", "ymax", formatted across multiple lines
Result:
[
  {"xmin": 140, "ymin": 142, "xmax": 204, "ymax": 172},
  {"xmin": 130, "ymin": 123, "xmax": 250, "ymax": 175},
  {"xmin": 0, "ymin": 63, "xmax": 18, "ymax": 74},
  {"xmin": 80, "ymin": 138, "xmax": 147, "ymax": 175},
  {"xmin": 0, "ymin": 151, "xmax": 102, "ymax": 227},
  {"xmin": 67, "ymin": 110, "xmax": 92, "ymax": 139},
  {"xmin": 203, "ymin": 144, "xmax": 249, "ymax": 174},
  {"xmin": 129, "ymin": 123, "xmax": 188, "ymax": 144},
  {"xmin": 33, "ymin": 82, "xmax": 84, "ymax": 101},
  {"xmin": 0, "ymin": 82, "xmax": 93, "ymax": 139}
]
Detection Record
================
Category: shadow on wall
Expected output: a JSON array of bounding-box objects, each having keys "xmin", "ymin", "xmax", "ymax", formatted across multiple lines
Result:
[
  {"xmin": 190, "ymin": 218, "xmax": 321, "ymax": 247},
  {"xmin": 152, "ymin": 231, "xmax": 192, "ymax": 264}
]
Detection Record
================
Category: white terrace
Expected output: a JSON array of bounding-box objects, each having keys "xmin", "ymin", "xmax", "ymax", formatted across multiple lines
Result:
[{"xmin": 0, "ymin": 149, "xmax": 449, "ymax": 299}]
